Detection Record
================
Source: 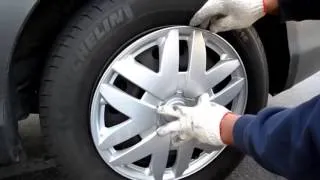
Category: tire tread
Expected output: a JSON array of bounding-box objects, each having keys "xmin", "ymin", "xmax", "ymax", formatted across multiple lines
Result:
[{"xmin": 39, "ymin": 2, "xmax": 108, "ymax": 179}]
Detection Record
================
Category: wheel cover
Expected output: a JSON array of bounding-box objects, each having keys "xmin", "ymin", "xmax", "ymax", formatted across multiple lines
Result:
[{"xmin": 90, "ymin": 26, "xmax": 248, "ymax": 180}]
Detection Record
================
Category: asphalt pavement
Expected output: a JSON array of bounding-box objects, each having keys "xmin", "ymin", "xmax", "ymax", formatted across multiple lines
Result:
[{"xmin": 7, "ymin": 71, "xmax": 320, "ymax": 180}]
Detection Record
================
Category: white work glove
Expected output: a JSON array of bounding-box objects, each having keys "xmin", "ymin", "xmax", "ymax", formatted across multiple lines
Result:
[
  {"xmin": 190, "ymin": 0, "xmax": 266, "ymax": 33},
  {"xmin": 157, "ymin": 94, "xmax": 230, "ymax": 146}
]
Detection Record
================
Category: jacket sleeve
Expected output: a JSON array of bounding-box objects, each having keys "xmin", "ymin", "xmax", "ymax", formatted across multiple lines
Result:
[
  {"xmin": 233, "ymin": 95, "xmax": 320, "ymax": 179},
  {"xmin": 279, "ymin": 0, "xmax": 320, "ymax": 21}
]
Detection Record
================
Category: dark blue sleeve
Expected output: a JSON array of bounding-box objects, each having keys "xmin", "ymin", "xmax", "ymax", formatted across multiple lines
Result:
[
  {"xmin": 233, "ymin": 95, "xmax": 320, "ymax": 180},
  {"xmin": 278, "ymin": 0, "xmax": 320, "ymax": 21}
]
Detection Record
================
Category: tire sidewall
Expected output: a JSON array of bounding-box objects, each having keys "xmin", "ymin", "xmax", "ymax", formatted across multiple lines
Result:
[{"xmin": 41, "ymin": 0, "xmax": 268, "ymax": 179}]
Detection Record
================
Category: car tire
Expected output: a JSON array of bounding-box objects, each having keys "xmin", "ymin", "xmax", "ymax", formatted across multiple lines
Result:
[{"xmin": 39, "ymin": 0, "xmax": 269, "ymax": 180}]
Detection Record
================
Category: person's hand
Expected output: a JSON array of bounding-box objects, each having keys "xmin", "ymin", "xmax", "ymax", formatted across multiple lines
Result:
[
  {"xmin": 157, "ymin": 94, "xmax": 230, "ymax": 146},
  {"xmin": 190, "ymin": 0, "xmax": 267, "ymax": 33}
]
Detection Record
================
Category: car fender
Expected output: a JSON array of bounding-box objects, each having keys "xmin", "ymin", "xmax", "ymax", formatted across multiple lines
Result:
[
  {"xmin": 0, "ymin": 0, "xmax": 39, "ymax": 164},
  {"xmin": 285, "ymin": 20, "xmax": 320, "ymax": 88}
]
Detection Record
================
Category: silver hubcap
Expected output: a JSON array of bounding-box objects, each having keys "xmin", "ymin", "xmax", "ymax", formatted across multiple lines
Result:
[{"xmin": 90, "ymin": 26, "xmax": 248, "ymax": 180}]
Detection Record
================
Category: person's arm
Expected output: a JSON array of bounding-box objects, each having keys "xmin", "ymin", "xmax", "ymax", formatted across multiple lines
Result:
[
  {"xmin": 221, "ymin": 95, "xmax": 320, "ymax": 179},
  {"xmin": 189, "ymin": 0, "xmax": 320, "ymax": 33},
  {"xmin": 264, "ymin": 0, "xmax": 279, "ymax": 15}
]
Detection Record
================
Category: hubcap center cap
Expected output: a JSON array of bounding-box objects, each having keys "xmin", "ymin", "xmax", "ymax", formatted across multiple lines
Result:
[
  {"xmin": 165, "ymin": 97, "xmax": 186, "ymax": 106},
  {"xmin": 162, "ymin": 97, "xmax": 186, "ymax": 122},
  {"xmin": 161, "ymin": 93, "xmax": 197, "ymax": 123}
]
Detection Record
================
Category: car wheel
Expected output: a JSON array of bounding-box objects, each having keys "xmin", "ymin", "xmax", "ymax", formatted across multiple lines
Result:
[{"xmin": 40, "ymin": 0, "xmax": 269, "ymax": 180}]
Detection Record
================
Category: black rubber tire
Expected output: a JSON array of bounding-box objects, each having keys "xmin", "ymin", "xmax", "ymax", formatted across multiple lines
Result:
[{"xmin": 39, "ymin": 0, "xmax": 269, "ymax": 179}]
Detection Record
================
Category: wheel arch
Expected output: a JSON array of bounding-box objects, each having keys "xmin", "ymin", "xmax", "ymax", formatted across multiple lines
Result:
[
  {"xmin": 10, "ymin": 0, "xmax": 89, "ymax": 118},
  {"xmin": 0, "ymin": 0, "xmax": 40, "ymax": 165}
]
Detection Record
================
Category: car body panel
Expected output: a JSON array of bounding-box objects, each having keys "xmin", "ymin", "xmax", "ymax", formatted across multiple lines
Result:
[
  {"xmin": 285, "ymin": 21, "xmax": 320, "ymax": 88},
  {"xmin": 0, "ymin": 0, "xmax": 38, "ymax": 164}
]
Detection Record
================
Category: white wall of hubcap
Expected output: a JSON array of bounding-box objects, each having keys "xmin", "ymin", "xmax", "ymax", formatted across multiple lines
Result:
[{"xmin": 90, "ymin": 26, "xmax": 248, "ymax": 180}]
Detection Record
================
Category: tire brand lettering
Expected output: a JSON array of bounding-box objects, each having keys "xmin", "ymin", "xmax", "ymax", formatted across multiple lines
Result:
[
  {"xmin": 85, "ymin": 32, "xmax": 97, "ymax": 50},
  {"xmin": 109, "ymin": 8, "xmax": 124, "ymax": 27},
  {"xmin": 76, "ymin": 4, "xmax": 133, "ymax": 63},
  {"xmin": 77, "ymin": 43, "xmax": 89, "ymax": 62}
]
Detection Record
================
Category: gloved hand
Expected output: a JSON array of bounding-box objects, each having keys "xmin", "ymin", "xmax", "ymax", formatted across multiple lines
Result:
[
  {"xmin": 157, "ymin": 94, "xmax": 230, "ymax": 146},
  {"xmin": 189, "ymin": 0, "xmax": 266, "ymax": 33}
]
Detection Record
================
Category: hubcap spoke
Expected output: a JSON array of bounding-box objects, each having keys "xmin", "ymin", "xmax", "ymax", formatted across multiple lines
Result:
[
  {"xmin": 188, "ymin": 31, "xmax": 207, "ymax": 76},
  {"xmin": 211, "ymin": 77, "xmax": 245, "ymax": 106},
  {"xmin": 205, "ymin": 57, "xmax": 240, "ymax": 93},
  {"xmin": 98, "ymin": 120, "xmax": 143, "ymax": 150},
  {"xmin": 112, "ymin": 29, "xmax": 180, "ymax": 100},
  {"xmin": 159, "ymin": 29, "xmax": 180, "ymax": 80},
  {"xmin": 184, "ymin": 31, "xmax": 207, "ymax": 98},
  {"xmin": 109, "ymin": 133, "xmax": 170, "ymax": 166},
  {"xmin": 109, "ymin": 133, "xmax": 156, "ymax": 166},
  {"xmin": 173, "ymin": 140, "xmax": 195, "ymax": 177},
  {"xmin": 196, "ymin": 143, "xmax": 221, "ymax": 153},
  {"xmin": 184, "ymin": 32, "xmax": 240, "ymax": 98},
  {"xmin": 112, "ymin": 56, "xmax": 164, "ymax": 98},
  {"xmin": 100, "ymin": 83, "xmax": 156, "ymax": 119},
  {"xmin": 150, "ymin": 135, "xmax": 171, "ymax": 180},
  {"xmin": 99, "ymin": 84, "xmax": 156, "ymax": 149}
]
